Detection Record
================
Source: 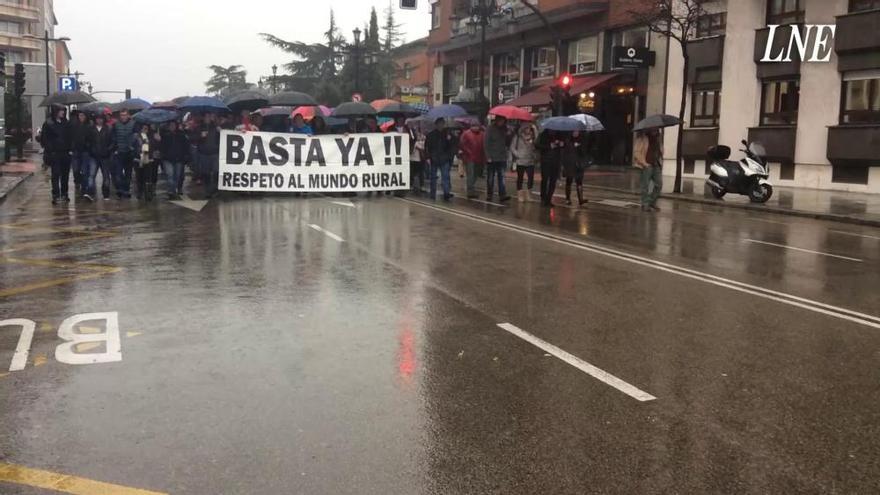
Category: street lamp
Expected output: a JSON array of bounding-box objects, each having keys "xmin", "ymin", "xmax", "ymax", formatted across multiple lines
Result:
[
  {"xmin": 465, "ymin": 0, "xmax": 504, "ymax": 118},
  {"xmin": 352, "ymin": 27, "xmax": 362, "ymax": 94},
  {"xmin": 271, "ymin": 64, "xmax": 278, "ymax": 94},
  {"xmin": 23, "ymin": 31, "xmax": 70, "ymax": 96}
]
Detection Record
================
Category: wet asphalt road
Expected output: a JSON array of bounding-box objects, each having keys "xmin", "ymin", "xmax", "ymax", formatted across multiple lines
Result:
[{"xmin": 1, "ymin": 172, "xmax": 879, "ymax": 494}]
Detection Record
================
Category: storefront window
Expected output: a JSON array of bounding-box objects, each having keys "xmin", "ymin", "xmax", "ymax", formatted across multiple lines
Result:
[
  {"xmin": 767, "ymin": 0, "xmax": 804, "ymax": 25},
  {"xmin": 842, "ymin": 73, "xmax": 880, "ymax": 124},
  {"xmin": 761, "ymin": 79, "xmax": 800, "ymax": 125},
  {"xmin": 497, "ymin": 52, "xmax": 520, "ymax": 85},
  {"xmin": 443, "ymin": 64, "xmax": 464, "ymax": 97},
  {"xmin": 568, "ymin": 35, "xmax": 598, "ymax": 75},
  {"xmin": 530, "ymin": 46, "xmax": 557, "ymax": 80}
]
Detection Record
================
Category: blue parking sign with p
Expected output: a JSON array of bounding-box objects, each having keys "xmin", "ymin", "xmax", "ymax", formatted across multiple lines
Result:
[{"xmin": 59, "ymin": 76, "xmax": 78, "ymax": 92}]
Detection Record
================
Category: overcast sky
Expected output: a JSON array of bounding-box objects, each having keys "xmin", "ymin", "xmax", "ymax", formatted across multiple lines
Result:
[{"xmin": 54, "ymin": 0, "xmax": 432, "ymax": 103}]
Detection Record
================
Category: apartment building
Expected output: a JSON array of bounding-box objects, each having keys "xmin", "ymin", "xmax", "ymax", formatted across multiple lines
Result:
[
  {"xmin": 665, "ymin": 0, "xmax": 880, "ymax": 193},
  {"xmin": 391, "ymin": 38, "xmax": 432, "ymax": 105}
]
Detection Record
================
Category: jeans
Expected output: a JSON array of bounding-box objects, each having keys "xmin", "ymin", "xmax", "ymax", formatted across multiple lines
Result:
[
  {"xmin": 49, "ymin": 151, "xmax": 71, "ymax": 200},
  {"xmin": 200, "ymin": 153, "xmax": 220, "ymax": 196},
  {"xmin": 87, "ymin": 156, "xmax": 112, "ymax": 197},
  {"xmin": 114, "ymin": 151, "xmax": 135, "ymax": 197},
  {"xmin": 71, "ymin": 151, "xmax": 92, "ymax": 189},
  {"xmin": 540, "ymin": 162, "xmax": 560, "ymax": 205},
  {"xmin": 486, "ymin": 161, "xmax": 508, "ymax": 199},
  {"xmin": 428, "ymin": 159, "xmax": 451, "ymax": 199},
  {"xmin": 163, "ymin": 160, "xmax": 184, "ymax": 195},
  {"xmin": 516, "ymin": 165, "xmax": 535, "ymax": 190},
  {"xmin": 465, "ymin": 161, "xmax": 480, "ymax": 197},
  {"xmin": 640, "ymin": 165, "xmax": 662, "ymax": 206}
]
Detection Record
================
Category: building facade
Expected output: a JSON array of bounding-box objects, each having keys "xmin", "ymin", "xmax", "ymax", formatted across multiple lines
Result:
[
  {"xmin": 665, "ymin": 0, "xmax": 880, "ymax": 193},
  {"xmin": 391, "ymin": 38, "xmax": 432, "ymax": 105},
  {"xmin": 426, "ymin": 0, "xmax": 667, "ymax": 165}
]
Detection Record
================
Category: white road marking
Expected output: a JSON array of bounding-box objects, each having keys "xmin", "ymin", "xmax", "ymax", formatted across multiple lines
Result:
[
  {"xmin": 401, "ymin": 199, "xmax": 880, "ymax": 330},
  {"xmin": 55, "ymin": 312, "xmax": 122, "ymax": 365},
  {"xmin": 169, "ymin": 197, "xmax": 209, "ymax": 212},
  {"xmin": 309, "ymin": 224, "xmax": 345, "ymax": 242},
  {"xmin": 467, "ymin": 198, "xmax": 506, "ymax": 207},
  {"xmin": 744, "ymin": 239, "xmax": 863, "ymax": 262},
  {"xmin": 0, "ymin": 319, "xmax": 35, "ymax": 371},
  {"xmin": 497, "ymin": 323, "xmax": 656, "ymax": 402},
  {"xmin": 829, "ymin": 229, "xmax": 880, "ymax": 241},
  {"xmin": 329, "ymin": 201, "xmax": 358, "ymax": 208},
  {"xmin": 594, "ymin": 199, "xmax": 640, "ymax": 208}
]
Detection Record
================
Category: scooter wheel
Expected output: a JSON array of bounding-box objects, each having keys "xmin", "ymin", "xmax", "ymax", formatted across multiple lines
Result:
[
  {"xmin": 710, "ymin": 187, "xmax": 726, "ymax": 200},
  {"xmin": 749, "ymin": 183, "xmax": 773, "ymax": 203}
]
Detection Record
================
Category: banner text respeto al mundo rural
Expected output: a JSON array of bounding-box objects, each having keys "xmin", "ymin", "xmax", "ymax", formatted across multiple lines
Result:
[{"xmin": 219, "ymin": 130, "xmax": 410, "ymax": 192}]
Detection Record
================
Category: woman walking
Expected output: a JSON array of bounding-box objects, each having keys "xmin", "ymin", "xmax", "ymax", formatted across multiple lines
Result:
[
  {"xmin": 562, "ymin": 131, "xmax": 589, "ymax": 206},
  {"xmin": 134, "ymin": 124, "xmax": 161, "ymax": 201},
  {"xmin": 509, "ymin": 124, "xmax": 538, "ymax": 202},
  {"xmin": 535, "ymin": 129, "xmax": 563, "ymax": 207}
]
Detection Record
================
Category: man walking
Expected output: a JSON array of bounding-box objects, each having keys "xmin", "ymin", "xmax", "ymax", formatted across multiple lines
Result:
[
  {"xmin": 424, "ymin": 118, "xmax": 456, "ymax": 202},
  {"xmin": 111, "ymin": 110, "xmax": 137, "ymax": 199},
  {"xmin": 484, "ymin": 115, "xmax": 511, "ymax": 202},
  {"xmin": 457, "ymin": 122, "xmax": 485, "ymax": 200},
  {"xmin": 40, "ymin": 105, "xmax": 73, "ymax": 204},
  {"xmin": 633, "ymin": 128, "xmax": 663, "ymax": 212},
  {"xmin": 197, "ymin": 113, "xmax": 221, "ymax": 198},
  {"xmin": 70, "ymin": 111, "xmax": 93, "ymax": 198},
  {"xmin": 160, "ymin": 120, "xmax": 189, "ymax": 199},
  {"xmin": 87, "ymin": 114, "xmax": 113, "ymax": 201}
]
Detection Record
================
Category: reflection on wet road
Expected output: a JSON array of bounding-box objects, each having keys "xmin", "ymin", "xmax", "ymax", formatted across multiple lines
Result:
[{"xmin": 1, "ymin": 177, "xmax": 879, "ymax": 494}]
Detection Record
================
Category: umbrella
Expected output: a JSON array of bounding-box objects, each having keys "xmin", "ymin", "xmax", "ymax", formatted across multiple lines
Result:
[
  {"xmin": 292, "ymin": 105, "xmax": 331, "ymax": 121},
  {"xmin": 380, "ymin": 120, "xmax": 396, "ymax": 132},
  {"xmin": 224, "ymin": 90, "xmax": 269, "ymax": 112},
  {"xmin": 179, "ymin": 96, "xmax": 229, "ymax": 113},
  {"xmin": 172, "ymin": 95, "xmax": 191, "ymax": 105},
  {"xmin": 454, "ymin": 115, "xmax": 481, "ymax": 127},
  {"xmin": 77, "ymin": 101, "xmax": 112, "ymax": 115},
  {"xmin": 410, "ymin": 102, "xmax": 431, "ymax": 115},
  {"xmin": 633, "ymin": 114, "xmax": 681, "ymax": 132},
  {"xmin": 331, "ymin": 102, "xmax": 377, "ymax": 118},
  {"xmin": 39, "ymin": 91, "xmax": 96, "ymax": 107},
  {"xmin": 268, "ymin": 91, "xmax": 318, "ymax": 107},
  {"xmin": 370, "ymin": 98, "xmax": 398, "ymax": 111},
  {"xmin": 112, "ymin": 98, "xmax": 152, "ymax": 113},
  {"xmin": 425, "ymin": 104, "xmax": 467, "ymax": 120},
  {"xmin": 568, "ymin": 113, "xmax": 605, "ymax": 132},
  {"xmin": 133, "ymin": 109, "xmax": 179, "ymax": 125},
  {"xmin": 151, "ymin": 100, "xmax": 178, "ymax": 110},
  {"xmin": 539, "ymin": 116, "xmax": 587, "ymax": 132},
  {"xmin": 377, "ymin": 102, "xmax": 420, "ymax": 117},
  {"xmin": 257, "ymin": 106, "xmax": 294, "ymax": 117},
  {"xmin": 489, "ymin": 105, "xmax": 534, "ymax": 122}
]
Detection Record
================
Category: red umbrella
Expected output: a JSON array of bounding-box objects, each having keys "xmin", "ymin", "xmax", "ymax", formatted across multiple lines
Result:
[
  {"xmin": 292, "ymin": 105, "xmax": 331, "ymax": 121},
  {"xmin": 371, "ymin": 99, "xmax": 398, "ymax": 111},
  {"xmin": 489, "ymin": 105, "xmax": 534, "ymax": 121}
]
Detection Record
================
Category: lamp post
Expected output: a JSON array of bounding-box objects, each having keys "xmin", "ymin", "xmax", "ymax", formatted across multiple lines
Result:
[
  {"xmin": 24, "ymin": 31, "xmax": 70, "ymax": 96},
  {"xmin": 466, "ymin": 0, "xmax": 503, "ymax": 119},
  {"xmin": 352, "ymin": 27, "xmax": 361, "ymax": 94},
  {"xmin": 271, "ymin": 64, "xmax": 278, "ymax": 94}
]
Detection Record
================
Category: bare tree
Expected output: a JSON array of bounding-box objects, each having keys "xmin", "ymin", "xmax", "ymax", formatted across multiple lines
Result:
[{"xmin": 630, "ymin": 0, "xmax": 707, "ymax": 194}]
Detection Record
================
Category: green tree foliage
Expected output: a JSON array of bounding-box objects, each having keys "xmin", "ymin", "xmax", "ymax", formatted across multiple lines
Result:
[{"xmin": 204, "ymin": 65, "xmax": 249, "ymax": 96}]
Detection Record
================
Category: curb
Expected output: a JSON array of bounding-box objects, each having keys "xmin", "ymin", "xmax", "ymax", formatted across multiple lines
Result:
[
  {"xmin": 583, "ymin": 184, "xmax": 880, "ymax": 228},
  {"xmin": 0, "ymin": 172, "xmax": 33, "ymax": 204}
]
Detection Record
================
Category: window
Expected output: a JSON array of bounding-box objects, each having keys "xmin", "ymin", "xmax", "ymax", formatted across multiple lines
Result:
[
  {"xmin": 767, "ymin": 0, "xmax": 804, "ymax": 25},
  {"xmin": 842, "ymin": 72, "xmax": 880, "ymax": 124},
  {"xmin": 691, "ymin": 86, "xmax": 721, "ymax": 127},
  {"xmin": 403, "ymin": 63, "xmax": 412, "ymax": 80},
  {"xmin": 497, "ymin": 52, "xmax": 520, "ymax": 85},
  {"xmin": 0, "ymin": 21, "xmax": 21, "ymax": 35},
  {"xmin": 466, "ymin": 59, "xmax": 481, "ymax": 88},
  {"xmin": 530, "ymin": 46, "xmax": 557, "ymax": 79},
  {"xmin": 568, "ymin": 35, "xmax": 598, "ymax": 74},
  {"xmin": 761, "ymin": 79, "xmax": 800, "ymax": 125},
  {"xmin": 850, "ymin": 0, "xmax": 880, "ymax": 12},
  {"xmin": 443, "ymin": 64, "xmax": 463, "ymax": 96},
  {"xmin": 5, "ymin": 51, "xmax": 23, "ymax": 64},
  {"xmin": 431, "ymin": 3, "xmax": 440, "ymax": 29},
  {"xmin": 612, "ymin": 27, "xmax": 649, "ymax": 48},
  {"xmin": 832, "ymin": 165, "xmax": 869, "ymax": 184},
  {"xmin": 696, "ymin": 12, "xmax": 726, "ymax": 38}
]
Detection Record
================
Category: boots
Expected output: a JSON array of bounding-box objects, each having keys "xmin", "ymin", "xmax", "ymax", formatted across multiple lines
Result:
[
  {"xmin": 565, "ymin": 182, "xmax": 572, "ymax": 205},
  {"xmin": 577, "ymin": 185, "xmax": 587, "ymax": 206}
]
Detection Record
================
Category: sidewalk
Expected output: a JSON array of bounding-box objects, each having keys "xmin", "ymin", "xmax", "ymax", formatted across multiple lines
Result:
[
  {"xmin": 0, "ymin": 157, "xmax": 39, "ymax": 203},
  {"xmin": 501, "ymin": 166, "xmax": 880, "ymax": 227}
]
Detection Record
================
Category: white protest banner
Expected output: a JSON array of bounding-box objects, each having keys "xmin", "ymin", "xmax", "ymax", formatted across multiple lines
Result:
[{"xmin": 219, "ymin": 130, "xmax": 410, "ymax": 193}]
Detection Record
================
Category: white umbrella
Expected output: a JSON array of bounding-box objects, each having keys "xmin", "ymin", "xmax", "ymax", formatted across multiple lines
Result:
[{"xmin": 568, "ymin": 114, "xmax": 604, "ymax": 132}]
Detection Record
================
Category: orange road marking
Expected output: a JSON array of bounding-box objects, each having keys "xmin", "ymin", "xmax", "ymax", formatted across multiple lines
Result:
[{"xmin": 0, "ymin": 462, "xmax": 168, "ymax": 495}]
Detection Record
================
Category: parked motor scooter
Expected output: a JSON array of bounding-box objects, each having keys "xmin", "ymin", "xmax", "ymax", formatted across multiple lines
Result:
[{"xmin": 705, "ymin": 140, "xmax": 773, "ymax": 203}]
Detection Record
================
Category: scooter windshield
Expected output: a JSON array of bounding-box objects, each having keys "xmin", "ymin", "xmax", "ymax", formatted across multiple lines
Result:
[{"xmin": 749, "ymin": 142, "xmax": 767, "ymax": 159}]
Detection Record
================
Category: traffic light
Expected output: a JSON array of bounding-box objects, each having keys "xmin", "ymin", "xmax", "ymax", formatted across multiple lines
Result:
[
  {"xmin": 559, "ymin": 73, "xmax": 572, "ymax": 91},
  {"xmin": 552, "ymin": 73, "xmax": 574, "ymax": 116},
  {"xmin": 125, "ymin": 88, "xmax": 131, "ymax": 100},
  {"xmin": 13, "ymin": 63, "xmax": 25, "ymax": 97}
]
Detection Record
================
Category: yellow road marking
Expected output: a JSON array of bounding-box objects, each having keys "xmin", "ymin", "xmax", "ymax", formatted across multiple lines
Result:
[
  {"xmin": 126, "ymin": 331, "xmax": 143, "ymax": 338},
  {"xmin": 78, "ymin": 325, "xmax": 102, "ymax": 334},
  {"xmin": 75, "ymin": 342, "xmax": 102, "ymax": 352},
  {"xmin": 0, "ymin": 372, "xmax": 9, "ymax": 379},
  {"xmin": 32, "ymin": 354, "xmax": 47, "ymax": 367},
  {"xmin": 0, "ymin": 462, "xmax": 167, "ymax": 495},
  {"xmin": 0, "ymin": 232, "xmax": 117, "ymax": 253},
  {"xmin": 39, "ymin": 321, "xmax": 54, "ymax": 332},
  {"xmin": 0, "ymin": 270, "xmax": 121, "ymax": 298}
]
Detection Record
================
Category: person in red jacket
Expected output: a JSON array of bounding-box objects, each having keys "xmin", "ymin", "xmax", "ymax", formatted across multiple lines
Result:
[{"xmin": 457, "ymin": 122, "xmax": 485, "ymax": 199}]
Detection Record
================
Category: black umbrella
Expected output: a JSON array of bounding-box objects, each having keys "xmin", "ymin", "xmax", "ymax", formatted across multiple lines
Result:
[
  {"xmin": 77, "ymin": 101, "xmax": 112, "ymax": 115},
  {"xmin": 633, "ymin": 114, "xmax": 681, "ymax": 132},
  {"xmin": 172, "ymin": 95, "xmax": 191, "ymax": 105},
  {"xmin": 39, "ymin": 91, "xmax": 96, "ymax": 107},
  {"xmin": 268, "ymin": 91, "xmax": 318, "ymax": 107},
  {"xmin": 331, "ymin": 102, "xmax": 377, "ymax": 118},
  {"xmin": 256, "ymin": 106, "xmax": 293, "ymax": 117},
  {"xmin": 111, "ymin": 98, "xmax": 151, "ymax": 113},
  {"xmin": 224, "ymin": 90, "xmax": 269, "ymax": 112},
  {"xmin": 377, "ymin": 102, "xmax": 419, "ymax": 117}
]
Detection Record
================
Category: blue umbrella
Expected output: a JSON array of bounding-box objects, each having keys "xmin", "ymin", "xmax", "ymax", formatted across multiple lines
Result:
[
  {"xmin": 179, "ymin": 96, "xmax": 230, "ymax": 113},
  {"xmin": 539, "ymin": 116, "xmax": 587, "ymax": 132},
  {"xmin": 134, "ymin": 109, "xmax": 179, "ymax": 125},
  {"xmin": 425, "ymin": 104, "xmax": 467, "ymax": 120},
  {"xmin": 410, "ymin": 102, "xmax": 431, "ymax": 115}
]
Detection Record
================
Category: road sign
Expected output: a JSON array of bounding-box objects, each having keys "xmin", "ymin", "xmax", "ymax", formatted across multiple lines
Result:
[
  {"xmin": 58, "ymin": 76, "xmax": 78, "ymax": 92},
  {"xmin": 351, "ymin": 93, "xmax": 363, "ymax": 103},
  {"xmin": 612, "ymin": 46, "xmax": 656, "ymax": 69}
]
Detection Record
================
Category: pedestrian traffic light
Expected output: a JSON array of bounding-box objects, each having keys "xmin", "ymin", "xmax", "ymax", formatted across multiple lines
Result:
[{"xmin": 13, "ymin": 63, "xmax": 25, "ymax": 97}]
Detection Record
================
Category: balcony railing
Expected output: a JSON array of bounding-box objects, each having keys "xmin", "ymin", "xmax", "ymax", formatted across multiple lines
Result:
[
  {"xmin": 827, "ymin": 125, "xmax": 880, "ymax": 163},
  {"xmin": 0, "ymin": 2, "xmax": 40, "ymax": 22}
]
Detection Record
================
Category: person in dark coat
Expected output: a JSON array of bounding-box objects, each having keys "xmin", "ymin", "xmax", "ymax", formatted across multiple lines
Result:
[
  {"xmin": 424, "ymin": 118, "xmax": 457, "ymax": 201},
  {"xmin": 133, "ymin": 124, "xmax": 161, "ymax": 201},
  {"xmin": 88, "ymin": 114, "xmax": 114, "ymax": 200},
  {"xmin": 562, "ymin": 131, "xmax": 590, "ymax": 206},
  {"xmin": 110, "ymin": 110, "xmax": 137, "ymax": 199},
  {"xmin": 70, "ymin": 111, "xmax": 94, "ymax": 198},
  {"xmin": 159, "ymin": 120, "xmax": 189, "ymax": 199},
  {"xmin": 196, "ymin": 113, "xmax": 222, "ymax": 198},
  {"xmin": 40, "ymin": 105, "xmax": 73, "ymax": 204},
  {"xmin": 535, "ymin": 129, "xmax": 564, "ymax": 207}
]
